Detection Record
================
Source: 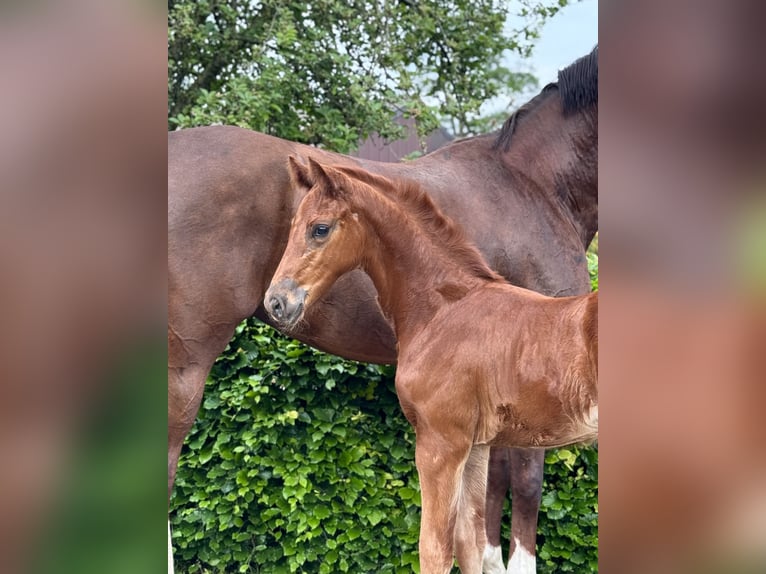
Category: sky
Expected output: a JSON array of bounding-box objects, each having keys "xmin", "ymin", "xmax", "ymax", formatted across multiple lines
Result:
[
  {"xmin": 484, "ymin": 0, "xmax": 598, "ymax": 115},
  {"xmin": 525, "ymin": 0, "xmax": 598, "ymax": 87}
]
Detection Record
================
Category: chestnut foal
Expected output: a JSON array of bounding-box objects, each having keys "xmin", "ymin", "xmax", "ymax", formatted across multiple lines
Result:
[{"xmin": 265, "ymin": 158, "xmax": 598, "ymax": 574}]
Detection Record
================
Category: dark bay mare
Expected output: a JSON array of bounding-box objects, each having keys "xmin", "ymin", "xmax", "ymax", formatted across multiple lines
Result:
[
  {"xmin": 169, "ymin": 47, "xmax": 597, "ymax": 572},
  {"xmin": 264, "ymin": 158, "xmax": 598, "ymax": 574}
]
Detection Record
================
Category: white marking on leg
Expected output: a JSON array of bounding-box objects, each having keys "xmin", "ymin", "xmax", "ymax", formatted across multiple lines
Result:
[
  {"xmin": 587, "ymin": 404, "xmax": 598, "ymax": 430},
  {"xmin": 482, "ymin": 543, "xmax": 506, "ymax": 574},
  {"xmin": 168, "ymin": 520, "xmax": 174, "ymax": 574},
  {"xmin": 569, "ymin": 403, "xmax": 599, "ymax": 445},
  {"xmin": 506, "ymin": 536, "xmax": 535, "ymax": 574}
]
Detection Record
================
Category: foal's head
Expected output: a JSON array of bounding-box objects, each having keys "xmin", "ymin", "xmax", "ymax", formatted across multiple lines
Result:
[{"xmin": 265, "ymin": 157, "xmax": 367, "ymax": 329}]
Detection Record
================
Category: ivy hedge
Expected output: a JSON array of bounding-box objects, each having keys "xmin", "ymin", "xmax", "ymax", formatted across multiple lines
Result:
[
  {"xmin": 170, "ymin": 250, "xmax": 598, "ymax": 573},
  {"xmin": 171, "ymin": 321, "xmax": 419, "ymax": 573}
]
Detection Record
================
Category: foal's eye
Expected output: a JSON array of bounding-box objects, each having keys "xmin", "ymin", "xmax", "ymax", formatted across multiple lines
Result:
[{"xmin": 311, "ymin": 224, "xmax": 330, "ymax": 239}]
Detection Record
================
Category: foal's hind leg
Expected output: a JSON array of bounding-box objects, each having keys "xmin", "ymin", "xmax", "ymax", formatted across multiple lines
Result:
[
  {"xmin": 506, "ymin": 448, "xmax": 544, "ymax": 574},
  {"xmin": 454, "ymin": 445, "xmax": 490, "ymax": 574}
]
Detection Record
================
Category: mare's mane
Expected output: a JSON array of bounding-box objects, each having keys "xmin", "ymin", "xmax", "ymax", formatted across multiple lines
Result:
[
  {"xmin": 330, "ymin": 165, "xmax": 504, "ymax": 284},
  {"xmin": 493, "ymin": 45, "xmax": 598, "ymax": 152}
]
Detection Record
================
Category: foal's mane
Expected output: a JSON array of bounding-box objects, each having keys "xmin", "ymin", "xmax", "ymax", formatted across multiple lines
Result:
[
  {"xmin": 332, "ymin": 165, "xmax": 504, "ymax": 284},
  {"xmin": 493, "ymin": 45, "xmax": 598, "ymax": 152}
]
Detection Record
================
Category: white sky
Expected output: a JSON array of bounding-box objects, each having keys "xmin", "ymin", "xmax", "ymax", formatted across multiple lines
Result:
[
  {"xmin": 525, "ymin": 0, "xmax": 598, "ymax": 87},
  {"xmin": 484, "ymin": 0, "xmax": 598, "ymax": 115}
]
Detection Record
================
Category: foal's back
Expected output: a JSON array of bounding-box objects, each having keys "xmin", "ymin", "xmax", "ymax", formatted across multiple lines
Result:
[{"xmin": 396, "ymin": 284, "xmax": 598, "ymax": 450}]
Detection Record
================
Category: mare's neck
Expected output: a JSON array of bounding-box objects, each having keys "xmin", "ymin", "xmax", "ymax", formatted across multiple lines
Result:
[
  {"xmin": 353, "ymin": 192, "xmax": 494, "ymax": 347},
  {"xmin": 499, "ymin": 92, "xmax": 598, "ymax": 248}
]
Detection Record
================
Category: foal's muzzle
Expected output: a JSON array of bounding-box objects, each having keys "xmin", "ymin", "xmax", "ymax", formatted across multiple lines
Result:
[{"xmin": 265, "ymin": 278, "xmax": 307, "ymax": 328}]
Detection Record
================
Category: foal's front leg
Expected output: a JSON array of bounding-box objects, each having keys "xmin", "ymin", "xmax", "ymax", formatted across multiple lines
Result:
[
  {"xmin": 483, "ymin": 447, "xmax": 512, "ymax": 573},
  {"xmin": 415, "ymin": 432, "xmax": 473, "ymax": 574}
]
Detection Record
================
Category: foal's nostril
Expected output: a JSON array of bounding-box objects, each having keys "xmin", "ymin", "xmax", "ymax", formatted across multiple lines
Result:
[
  {"xmin": 265, "ymin": 280, "xmax": 306, "ymax": 326},
  {"xmin": 268, "ymin": 295, "xmax": 284, "ymax": 320}
]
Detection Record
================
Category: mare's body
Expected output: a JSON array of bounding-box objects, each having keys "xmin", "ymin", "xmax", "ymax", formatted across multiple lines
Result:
[
  {"xmin": 169, "ymin": 47, "xmax": 598, "ymax": 572},
  {"xmin": 265, "ymin": 159, "xmax": 598, "ymax": 574}
]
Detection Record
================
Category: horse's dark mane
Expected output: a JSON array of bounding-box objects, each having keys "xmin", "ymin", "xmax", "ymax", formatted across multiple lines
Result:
[
  {"xmin": 333, "ymin": 166, "xmax": 504, "ymax": 284},
  {"xmin": 559, "ymin": 45, "xmax": 599, "ymax": 115},
  {"xmin": 493, "ymin": 45, "xmax": 598, "ymax": 152}
]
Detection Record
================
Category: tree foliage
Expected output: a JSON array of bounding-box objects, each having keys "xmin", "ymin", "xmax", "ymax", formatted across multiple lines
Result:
[{"xmin": 168, "ymin": 0, "xmax": 572, "ymax": 147}]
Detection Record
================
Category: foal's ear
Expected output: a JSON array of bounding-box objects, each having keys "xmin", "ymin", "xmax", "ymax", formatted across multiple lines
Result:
[
  {"xmin": 287, "ymin": 155, "xmax": 313, "ymax": 190},
  {"xmin": 307, "ymin": 157, "xmax": 348, "ymax": 199}
]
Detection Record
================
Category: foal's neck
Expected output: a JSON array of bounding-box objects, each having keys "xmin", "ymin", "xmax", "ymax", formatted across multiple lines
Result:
[{"xmin": 352, "ymin": 187, "xmax": 498, "ymax": 346}]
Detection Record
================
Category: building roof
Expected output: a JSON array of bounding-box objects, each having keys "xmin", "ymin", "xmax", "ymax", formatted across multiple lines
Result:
[{"xmin": 350, "ymin": 116, "xmax": 452, "ymax": 163}]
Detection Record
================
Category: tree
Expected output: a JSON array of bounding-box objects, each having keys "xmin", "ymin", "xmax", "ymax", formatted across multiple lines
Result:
[{"xmin": 168, "ymin": 0, "xmax": 573, "ymax": 149}]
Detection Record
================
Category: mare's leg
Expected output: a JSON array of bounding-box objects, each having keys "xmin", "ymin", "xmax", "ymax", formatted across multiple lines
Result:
[
  {"xmin": 507, "ymin": 448, "xmax": 544, "ymax": 574},
  {"xmin": 167, "ymin": 322, "xmax": 239, "ymax": 574},
  {"xmin": 454, "ymin": 445, "xmax": 490, "ymax": 574},
  {"xmin": 415, "ymin": 433, "xmax": 473, "ymax": 574},
  {"xmin": 168, "ymin": 520, "xmax": 174, "ymax": 574},
  {"xmin": 483, "ymin": 447, "xmax": 512, "ymax": 573},
  {"xmin": 168, "ymin": 324, "xmax": 238, "ymax": 499}
]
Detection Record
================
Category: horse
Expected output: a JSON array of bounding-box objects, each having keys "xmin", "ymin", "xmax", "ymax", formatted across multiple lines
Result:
[
  {"xmin": 264, "ymin": 157, "xmax": 598, "ymax": 574},
  {"xmin": 169, "ymin": 46, "xmax": 597, "ymax": 572}
]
